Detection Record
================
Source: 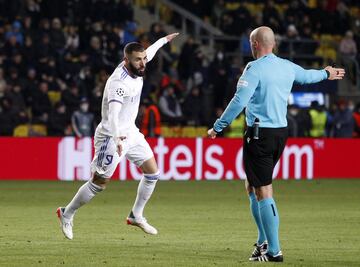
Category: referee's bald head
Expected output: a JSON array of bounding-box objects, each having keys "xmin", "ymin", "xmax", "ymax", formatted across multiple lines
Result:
[{"xmin": 249, "ymin": 26, "xmax": 276, "ymax": 59}]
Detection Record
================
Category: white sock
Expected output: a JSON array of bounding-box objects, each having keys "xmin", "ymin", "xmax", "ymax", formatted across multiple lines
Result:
[
  {"xmin": 132, "ymin": 172, "xmax": 159, "ymax": 218},
  {"xmin": 63, "ymin": 181, "xmax": 103, "ymax": 219}
]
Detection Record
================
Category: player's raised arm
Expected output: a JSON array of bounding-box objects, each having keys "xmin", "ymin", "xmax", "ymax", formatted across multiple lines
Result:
[{"xmin": 146, "ymin": 32, "xmax": 179, "ymax": 62}]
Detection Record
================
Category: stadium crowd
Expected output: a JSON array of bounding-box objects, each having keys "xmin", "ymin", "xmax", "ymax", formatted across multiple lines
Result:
[{"xmin": 0, "ymin": 0, "xmax": 359, "ymax": 137}]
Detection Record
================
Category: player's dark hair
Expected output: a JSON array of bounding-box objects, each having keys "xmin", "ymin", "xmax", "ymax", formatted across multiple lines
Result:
[{"xmin": 124, "ymin": 42, "xmax": 145, "ymax": 55}]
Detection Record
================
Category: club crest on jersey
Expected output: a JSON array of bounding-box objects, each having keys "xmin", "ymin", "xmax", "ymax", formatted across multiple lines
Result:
[{"xmin": 116, "ymin": 88, "xmax": 125, "ymax": 97}]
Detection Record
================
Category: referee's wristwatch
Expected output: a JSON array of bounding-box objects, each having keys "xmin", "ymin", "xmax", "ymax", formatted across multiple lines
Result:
[
  {"xmin": 213, "ymin": 128, "xmax": 220, "ymax": 134},
  {"xmin": 325, "ymin": 69, "xmax": 330, "ymax": 78}
]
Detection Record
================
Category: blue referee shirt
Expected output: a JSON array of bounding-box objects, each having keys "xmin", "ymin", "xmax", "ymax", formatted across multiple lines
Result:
[{"xmin": 213, "ymin": 53, "xmax": 328, "ymax": 131}]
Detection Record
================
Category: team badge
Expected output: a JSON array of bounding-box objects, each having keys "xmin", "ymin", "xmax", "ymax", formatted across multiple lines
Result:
[{"xmin": 116, "ymin": 88, "xmax": 125, "ymax": 97}]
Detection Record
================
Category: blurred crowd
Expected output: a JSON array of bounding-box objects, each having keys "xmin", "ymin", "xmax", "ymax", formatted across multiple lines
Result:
[{"xmin": 0, "ymin": 0, "xmax": 359, "ymax": 138}]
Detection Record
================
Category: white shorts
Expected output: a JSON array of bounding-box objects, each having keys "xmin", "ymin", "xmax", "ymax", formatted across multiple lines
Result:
[{"xmin": 90, "ymin": 131, "xmax": 154, "ymax": 178}]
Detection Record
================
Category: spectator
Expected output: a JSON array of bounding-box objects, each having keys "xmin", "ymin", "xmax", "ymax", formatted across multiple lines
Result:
[
  {"xmin": 7, "ymin": 68, "xmax": 25, "ymax": 88},
  {"xmin": 159, "ymin": 86, "xmax": 183, "ymax": 124},
  {"xmin": 5, "ymin": 21, "xmax": 23, "ymax": 45},
  {"xmin": 297, "ymin": 107, "xmax": 311, "ymax": 137},
  {"xmin": 104, "ymin": 37, "xmax": 121, "ymax": 68},
  {"xmin": 6, "ymin": 84, "xmax": 26, "ymax": 113},
  {"xmin": 0, "ymin": 97, "xmax": 17, "ymax": 135},
  {"xmin": 138, "ymin": 98, "xmax": 162, "ymax": 137},
  {"xmin": 339, "ymin": 30, "xmax": 357, "ymax": 58},
  {"xmin": 177, "ymin": 36, "xmax": 199, "ymax": 81},
  {"xmin": 89, "ymin": 86, "xmax": 103, "ymax": 125},
  {"xmin": 32, "ymin": 81, "xmax": 51, "ymax": 123},
  {"xmin": 149, "ymin": 23, "xmax": 167, "ymax": 43},
  {"xmin": 234, "ymin": 3, "xmax": 252, "ymax": 35},
  {"xmin": 240, "ymin": 28, "xmax": 252, "ymax": 58},
  {"xmin": 71, "ymin": 97, "xmax": 94, "ymax": 137},
  {"xmin": 208, "ymin": 49, "xmax": 230, "ymax": 109},
  {"xmin": 332, "ymin": 99, "xmax": 355, "ymax": 138},
  {"xmin": 312, "ymin": 0, "xmax": 335, "ymax": 34},
  {"xmin": 3, "ymin": 34, "xmax": 21, "ymax": 56},
  {"xmin": 335, "ymin": 1, "xmax": 351, "ymax": 35},
  {"xmin": 278, "ymin": 24, "xmax": 300, "ymax": 55},
  {"xmin": 23, "ymin": 67, "xmax": 38, "ymax": 105},
  {"xmin": 284, "ymin": 0, "xmax": 304, "ymax": 27},
  {"xmin": 159, "ymin": 68, "xmax": 186, "ymax": 98},
  {"xmin": 38, "ymin": 18, "xmax": 51, "ymax": 37},
  {"xmin": 36, "ymin": 33, "xmax": 55, "ymax": 68},
  {"xmin": 211, "ymin": 0, "xmax": 226, "ymax": 27},
  {"xmin": 297, "ymin": 16, "xmax": 318, "ymax": 57},
  {"xmin": 116, "ymin": 0, "xmax": 134, "ymax": 23},
  {"xmin": 123, "ymin": 21, "xmax": 137, "ymax": 44},
  {"xmin": 286, "ymin": 104, "xmax": 299, "ymax": 137},
  {"xmin": 182, "ymin": 86, "xmax": 203, "ymax": 126},
  {"xmin": 48, "ymin": 101, "xmax": 71, "ymax": 136},
  {"xmin": 262, "ymin": 0, "xmax": 282, "ymax": 33},
  {"xmin": 0, "ymin": 68, "xmax": 7, "ymax": 97},
  {"xmin": 24, "ymin": 0, "xmax": 41, "ymax": 25},
  {"xmin": 87, "ymin": 35, "xmax": 105, "ymax": 72},
  {"xmin": 23, "ymin": 35, "xmax": 36, "ymax": 66},
  {"xmin": 22, "ymin": 16, "xmax": 37, "ymax": 41},
  {"xmin": 8, "ymin": 53, "xmax": 27, "ymax": 77},
  {"xmin": 339, "ymin": 30, "xmax": 358, "ymax": 86},
  {"xmin": 50, "ymin": 18, "xmax": 66, "ymax": 53},
  {"xmin": 352, "ymin": 103, "xmax": 360, "ymax": 137},
  {"xmin": 65, "ymin": 25, "xmax": 80, "ymax": 50},
  {"xmin": 219, "ymin": 12, "xmax": 236, "ymax": 35},
  {"xmin": 308, "ymin": 101, "xmax": 327, "ymax": 137},
  {"xmin": 61, "ymin": 84, "xmax": 80, "ymax": 115}
]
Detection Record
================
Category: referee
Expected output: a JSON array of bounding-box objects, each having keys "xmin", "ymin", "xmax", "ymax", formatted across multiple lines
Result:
[{"xmin": 208, "ymin": 26, "xmax": 345, "ymax": 262}]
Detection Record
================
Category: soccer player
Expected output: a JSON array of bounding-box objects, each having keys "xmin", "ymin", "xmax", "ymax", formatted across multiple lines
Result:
[
  {"xmin": 208, "ymin": 26, "xmax": 344, "ymax": 262},
  {"xmin": 57, "ymin": 32, "xmax": 179, "ymax": 240}
]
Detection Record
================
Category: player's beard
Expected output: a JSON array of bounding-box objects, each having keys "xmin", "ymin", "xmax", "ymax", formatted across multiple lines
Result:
[{"xmin": 129, "ymin": 62, "xmax": 146, "ymax": 77}]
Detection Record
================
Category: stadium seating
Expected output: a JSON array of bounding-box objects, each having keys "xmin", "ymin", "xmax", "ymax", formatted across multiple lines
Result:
[
  {"xmin": 160, "ymin": 126, "xmax": 207, "ymax": 137},
  {"xmin": 30, "ymin": 124, "xmax": 47, "ymax": 136},
  {"xmin": 13, "ymin": 124, "xmax": 29, "ymax": 137}
]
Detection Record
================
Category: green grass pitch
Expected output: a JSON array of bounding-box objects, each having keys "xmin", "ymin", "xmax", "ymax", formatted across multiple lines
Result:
[{"xmin": 1, "ymin": 179, "xmax": 360, "ymax": 267}]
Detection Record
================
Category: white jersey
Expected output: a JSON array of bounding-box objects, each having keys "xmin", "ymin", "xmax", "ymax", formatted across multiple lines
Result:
[
  {"xmin": 95, "ymin": 37, "xmax": 168, "ymax": 139},
  {"xmin": 95, "ymin": 62, "xmax": 143, "ymax": 137}
]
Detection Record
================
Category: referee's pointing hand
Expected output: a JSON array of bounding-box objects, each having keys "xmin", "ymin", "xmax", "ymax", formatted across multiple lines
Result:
[{"xmin": 325, "ymin": 66, "xmax": 346, "ymax": 80}]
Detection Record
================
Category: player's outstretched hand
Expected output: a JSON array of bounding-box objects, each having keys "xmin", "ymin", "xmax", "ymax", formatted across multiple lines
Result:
[
  {"xmin": 207, "ymin": 128, "xmax": 217, "ymax": 139},
  {"xmin": 325, "ymin": 66, "xmax": 345, "ymax": 80},
  {"xmin": 166, "ymin": 32, "xmax": 179, "ymax": 42}
]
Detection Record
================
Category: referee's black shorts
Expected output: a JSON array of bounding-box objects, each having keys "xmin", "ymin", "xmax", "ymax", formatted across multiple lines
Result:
[{"xmin": 243, "ymin": 127, "xmax": 288, "ymax": 188}]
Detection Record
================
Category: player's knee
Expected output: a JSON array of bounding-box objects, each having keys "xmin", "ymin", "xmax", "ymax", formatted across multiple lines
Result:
[{"xmin": 92, "ymin": 172, "xmax": 111, "ymax": 189}]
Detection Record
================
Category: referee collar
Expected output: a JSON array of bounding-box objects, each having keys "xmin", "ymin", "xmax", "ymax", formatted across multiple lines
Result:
[{"xmin": 259, "ymin": 53, "xmax": 276, "ymax": 60}]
